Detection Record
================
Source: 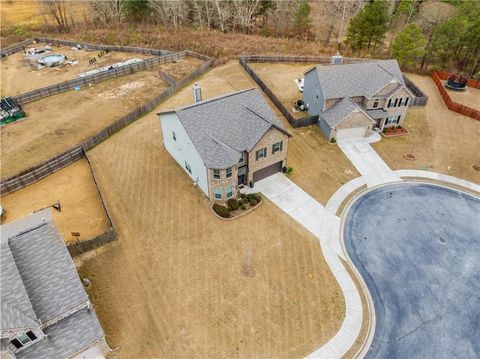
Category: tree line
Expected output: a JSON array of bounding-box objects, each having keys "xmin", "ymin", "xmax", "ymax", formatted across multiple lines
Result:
[{"xmin": 37, "ymin": 0, "xmax": 480, "ymax": 77}]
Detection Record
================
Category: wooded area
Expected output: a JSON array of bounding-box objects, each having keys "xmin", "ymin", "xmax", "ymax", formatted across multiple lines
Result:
[{"xmin": 1, "ymin": 0, "xmax": 479, "ymax": 77}]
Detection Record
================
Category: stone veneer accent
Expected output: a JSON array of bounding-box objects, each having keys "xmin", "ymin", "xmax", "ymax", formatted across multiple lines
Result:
[{"xmin": 207, "ymin": 166, "xmax": 238, "ymax": 201}]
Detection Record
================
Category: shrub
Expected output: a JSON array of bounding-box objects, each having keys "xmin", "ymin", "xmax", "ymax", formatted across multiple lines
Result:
[
  {"xmin": 247, "ymin": 194, "xmax": 254, "ymax": 201},
  {"xmin": 287, "ymin": 166, "xmax": 294, "ymax": 175},
  {"xmin": 240, "ymin": 193, "xmax": 247, "ymax": 200},
  {"xmin": 249, "ymin": 199, "xmax": 258, "ymax": 207},
  {"xmin": 252, "ymin": 193, "xmax": 262, "ymax": 203},
  {"xmin": 227, "ymin": 198, "xmax": 240, "ymax": 211},
  {"xmin": 241, "ymin": 205, "xmax": 246, "ymax": 210},
  {"xmin": 238, "ymin": 199, "xmax": 243, "ymax": 206},
  {"xmin": 213, "ymin": 203, "xmax": 231, "ymax": 218},
  {"xmin": 330, "ymin": 137, "xmax": 336, "ymax": 143}
]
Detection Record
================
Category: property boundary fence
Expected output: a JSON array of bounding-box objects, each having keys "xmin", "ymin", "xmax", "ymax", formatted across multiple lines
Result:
[
  {"xmin": 158, "ymin": 70, "xmax": 177, "ymax": 85},
  {"xmin": 435, "ymin": 70, "xmax": 480, "ymax": 90},
  {"xmin": 0, "ymin": 57, "xmax": 214, "ymax": 195},
  {"xmin": 13, "ymin": 52, "xmax": 186, "ymax": 104},
  {"xmin": 0, "ymin": 39, "xmax": 35, "ymax": 57},
  {"xmin": 432, "ymin": 71, "xmax": 480, "ymax": 121},
  {"xmin": 239, "ymin": 55, "xmax": 428, "ymax": 129}
]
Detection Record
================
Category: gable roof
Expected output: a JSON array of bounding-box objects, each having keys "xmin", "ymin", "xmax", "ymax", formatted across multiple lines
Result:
[
  {"xmin": 309, "ymin": 60, "xmax": 406, "ymax": 100},
  {"xmin": 321, "ymin": 97, "xmax": 374, "ymax": 128},
  {"xmin": 159, "ymin": 89, "xmax": 290, "ymax": 169}
]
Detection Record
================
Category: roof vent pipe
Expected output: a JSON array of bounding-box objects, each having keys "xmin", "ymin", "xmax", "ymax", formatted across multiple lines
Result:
[
  {"xmin": 193, "ymin": 82, "xmax": 202, "ymax": 103},
  {"xmin": 330, "ymin": 52, "xmax": 343, "ymax": 65}
]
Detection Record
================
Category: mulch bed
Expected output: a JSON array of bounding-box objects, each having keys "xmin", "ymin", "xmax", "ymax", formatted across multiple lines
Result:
[{"xmin": 382, "ymin": 126, "xmax": 409, "ymax": 137}]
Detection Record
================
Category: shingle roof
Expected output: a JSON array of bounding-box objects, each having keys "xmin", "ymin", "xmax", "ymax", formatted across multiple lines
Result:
[
  {"xmin": 159, "ymin": 89, "xmax": 290, "ymax": 169},
  {"xmin": 321, "ymin": 97, "xmax": 364, "ymax": 128},
  {"xmin": 364, "ymin": 107, "xmax": 388, "ymax": 120},
  {"xmin": 0, "ymin": 210, "xmax": 104, "ymax": 358},
  {"xmin": 312, "ymin": 60, "xmax": 406, "ymax": 100}
]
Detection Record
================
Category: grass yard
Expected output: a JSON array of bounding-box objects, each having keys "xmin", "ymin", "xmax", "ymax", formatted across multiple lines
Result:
[
  {"xmin": 446, "ymin": 86, "xmax": 480, "ymax": 110},
  {"xmin": 80, "ymin": 112, "xmax": 344, "ymax": 359},
  {"xmin": 0, "ymin": 44, "xmax": 154, "ymax": 97},
  {"xmin": 0, "ymin": 158, "xmax": 109, "ymax": 243},
  {"xmin": 373, "ymin": 73, "xmax": 480, "ymax": 184},
  {"xmin": 0, "ymin": 57, "xmax": 203, "ymax": 179},
  {"xmin": 249, "ymin": 62, "xmax": 314, "ymax": 120},
  {"xmin": 156, "ymin": 61, "xmax": 359, "ymax": 204}
]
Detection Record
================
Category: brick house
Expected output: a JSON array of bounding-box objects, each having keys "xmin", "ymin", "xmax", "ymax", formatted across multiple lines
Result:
[
  {"xmin": 302, "ymin": 59, "xmax": 414, "ymax": 141},
  {"xmin": 0, "ymin": 209, "xmax": 109, "ymax": 359},
  {"xmin": 158, "ymin": 88, "xmax": 291, "ymax": 201}
]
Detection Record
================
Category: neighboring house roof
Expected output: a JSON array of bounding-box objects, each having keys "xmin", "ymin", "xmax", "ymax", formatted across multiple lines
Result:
[
  {"xmin": 321, "ymin": 97, "xmax": 374, "ymax": 128},
  {"xmin": 308, "ymin": 60, "xmax": 406, "ymax": 100},
  {"xmin": 0, "ymin": 210, "xmax": 104, "ymax": 358},
  {"xmin": 159, "ymin": 89, "xmax": 291, "ymax": 169}
]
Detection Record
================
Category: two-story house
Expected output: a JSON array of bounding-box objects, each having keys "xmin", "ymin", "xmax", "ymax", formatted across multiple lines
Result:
[
  {"xmin": 0, "ymin": 209, "xmax": 109, "ymax": 359},
  {"xmin": 158, "ymin": 88, "xmax": 291, "ymax": 201},
  {"xmin": 302, "ymin": 59, "xmax": 414, "ymax": 141}
]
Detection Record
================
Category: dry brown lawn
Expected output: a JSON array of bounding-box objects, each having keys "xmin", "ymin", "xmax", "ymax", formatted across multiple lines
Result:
[
  {"xmin": 81, "ymin": 115, "xmax": 344, "ymax": 359},
  {"xmin": 77, "ymin": 61, "xmax": 349, "ymax": 358},
  {"xmin": 249, "ymin": 62, "xmax": 314, "ymax": 119},
  {"xmin": 0, "ymin": 44, "xmax": 153, "ymax": 97},
  {"xmin": 446, "ymin": 86, "xmax": 480, "ymax": 110},
  {"xmin": 0, "ymin": 158, "xmax": 109, "ymax": 243},
  {"xmin": 0, "ymin": 57, "xmax": 202, "ymax": 179},
  {"xmin": 157, "ymin": 61, "xmax": 359, "ymax": 204},
  {"xmin": 373, "ymin": 73, "xmax": 480, "ymax": 184}
]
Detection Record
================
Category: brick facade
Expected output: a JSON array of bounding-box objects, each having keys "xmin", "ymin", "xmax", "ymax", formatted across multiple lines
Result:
[{"xmin": 207, "ymin": 166, "xmax": 238, "ymax": 201}]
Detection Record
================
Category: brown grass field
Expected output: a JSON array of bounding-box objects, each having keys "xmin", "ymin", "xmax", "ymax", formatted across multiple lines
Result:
[
  {"xmin": 446, "ymin": 86, "xmax": 480, "ymax": 111},
  {"xmin": 373, "ymin": 73, "xmax": 480, "ymax": 184},
  {"xmin": 77, "ymin": 61, "xmax": 349, "ymax": 358},
  {"xmin": 0, "ymin": 44, "xmax": 153, "ymax": 97},
  {"xmin": 1, "ymin": 158, "xmax": 109, "ymax": 243},
  {"xmin": 0, "ymin": 57, "xmax": 203, "ymax": 179}
]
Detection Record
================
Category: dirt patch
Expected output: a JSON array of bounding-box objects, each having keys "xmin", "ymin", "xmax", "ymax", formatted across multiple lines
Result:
[
  {"xmin": 0, "ymin": 44, "xmax": 153, "ymax": 97},
  {"xmin": 249, "ymin": 62, "xmax": 315, "ymax": 119},
  {"xmin": 78, "ymin": 61, "xmax": 346, "ymax": 358},
  {"xmin": 1, "ymin": 159, "xmax": 109, "ymax": 243},
  {"xmin": 446, "ymin": 86, "xmax": 480, "ymax": 111},
  {"xmin": 373, "ymin": 73, "xmax": 480, "ymax": 185}
]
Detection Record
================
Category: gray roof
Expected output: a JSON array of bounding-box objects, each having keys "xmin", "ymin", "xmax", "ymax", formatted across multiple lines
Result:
[
  {"xmin": 311, "ymin": 60, "xmax": 406, "ymax": 100},
  {"xmin": 16, "ymin": 308, "xmax": 104, "ymax": 359},
  {"xmin": 321, "ymin": 97, "xmax": 360, "ymax": 128},
  {"xmin": 1, "ymin": 210, "xmax": 104, "ymax": 358},
  {"xmin": 160, "ymin": 89, "xmax": 290, "ymax": 169},
  {"xmin": 364, "ymin": 107, "xmax": 388, "ymax": 120}
]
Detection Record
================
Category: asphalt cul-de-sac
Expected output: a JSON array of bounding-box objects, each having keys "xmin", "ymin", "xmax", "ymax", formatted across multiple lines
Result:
[{"xmin": 344, "ymin": 183, "xmax": 480, "ymax": 359}]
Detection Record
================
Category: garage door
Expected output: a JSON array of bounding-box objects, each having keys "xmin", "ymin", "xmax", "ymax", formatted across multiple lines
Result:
[
  {"xmin": 253, "ymin": 161, "xmax": 282, "ymax": 182},
  {"xmin": 336, "ymin": 127, "xmax": 366, "ymax": 140}
]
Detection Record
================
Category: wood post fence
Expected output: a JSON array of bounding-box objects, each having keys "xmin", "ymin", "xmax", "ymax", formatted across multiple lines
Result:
[
  {"xmin": 431, "ymin": 71, "xmax": 480, "ymax": 121},
  {"xmin": 0, "ymin": 58, "xmax": 214, "ymax": 195}
]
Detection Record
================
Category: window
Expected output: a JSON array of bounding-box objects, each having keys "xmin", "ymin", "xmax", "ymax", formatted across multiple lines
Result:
[
  {"xmin": 256, "ymin": 147, "xmax": 267, "ymax": 160},
  {"xmin": 238, "ymin": 153, "xmax": 244, "ymax": 163},
  {"xmin": 184, "ymin": 161, "xmax": 192, "ymax": 174},
  {"xmin": 373, "ymin": 100, "xmax": 379, "ymax": 109},
  {"xmin": 399, "ymin": 98, "xmax": 409, "ymax": 106},
  {"xmin": 172, "ymin": 131, "xmax": 176, "ymax": 141},
  {"xmin": 11, "ymin": 332, "xmax": 37, "ymax": 349},
  {"xmin": 387, "ymin": 98, "xmax": 393, "ymax": 108},
  {"xmin": 226, "ymin": 167, "xmax": 232, "ymax": 178},
  {"xmin": 226, "ymin": 186, "xmax": 233, "ymax": 198},
  {"xmin": 214, "ymin": 188, "xmax": 222, "ymax": 200},
  {"xmin": 386, "ymin": 116, "xmax": 401, "ymax": 125},
  {"xmin": 213, "ymin": 169, "xmax": 220, "ymax": 180},
  {"xmin": 315, "ymin": 89, "xmax": 320, "ymax": 100},
  {"xmin": 272, "ymin": 141, "xmax": 283, "ymax": 154}
]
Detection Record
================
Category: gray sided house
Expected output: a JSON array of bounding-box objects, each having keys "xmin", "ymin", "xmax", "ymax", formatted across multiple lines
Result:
[
  {"xmin": 0, "ymin": 210, "xmax": 109, "ymax": 359},
  {"xmin": 159, "ymin": 88, "xmax": 291, "ymax": 201},
  {"xmin": 303, "ymin": 60, "xmax": 414, "ymax": 141}
]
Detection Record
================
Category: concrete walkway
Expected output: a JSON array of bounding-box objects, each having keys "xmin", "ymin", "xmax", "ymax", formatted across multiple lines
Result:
[
  {"xmin": 253, "ymin": 173, "xmax": 363, "ymax": 358},
  {"xmin": 337, "ymin": 134, "xmax": 401, "ymax": 187}
]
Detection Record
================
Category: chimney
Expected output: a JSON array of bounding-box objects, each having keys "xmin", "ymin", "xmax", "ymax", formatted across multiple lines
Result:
[
  {"xmin": 193, "ymin": 82, "xmax": 202, "ymax": 103},
  {"xmin": 330, "ymin": 52, "xmax": 343, "ymax": 65}
]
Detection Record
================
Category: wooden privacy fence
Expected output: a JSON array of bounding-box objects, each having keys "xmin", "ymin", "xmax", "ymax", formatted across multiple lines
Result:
[
  {"xmin": 13, "ymin": 52, "xmax": 186, "ymax": 104},
  {"xmin": 239, "ymin": 57, "xmax": 318, "ymax": 128},
  {"xmin": 403, "ymin": 75, "xmax": 429, "ymax": 106},
  {"xmin": 0, "ymin": 58, "xmax": 214, "ymax": 195},
  {"xmin": 435, "ymin": 70, "xmax": 480, "ymax": 90},
  {"xmin": 432, "ymin": 71, "xmax": 480, "ymax": 121},
  {"xmin": 67, "ymin": 228, "xmax": 117, "ymax": 257}
]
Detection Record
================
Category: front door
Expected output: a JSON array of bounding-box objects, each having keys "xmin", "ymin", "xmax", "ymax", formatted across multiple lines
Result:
[{"xmin": 238, "ymin": 173, "xmax": 247, "ymax": 186}]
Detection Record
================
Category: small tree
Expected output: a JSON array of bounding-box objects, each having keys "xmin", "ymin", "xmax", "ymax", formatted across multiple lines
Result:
[
  {"xmin": 293, "ymin": 1, "xmax": 311, "ymax": 38},
  {"xmin": 392, "ymin": 23, "xmax": 426, "ymax": 67}
]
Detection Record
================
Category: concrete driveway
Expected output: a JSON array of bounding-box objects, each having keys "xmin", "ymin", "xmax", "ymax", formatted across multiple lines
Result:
[
  {"xmin": 344, "ymin": 182, "xmax": 480, "ymax": 358},
  {"xmin": 337, "ymin": 134, "xmax": 401, "ymax": 187}
]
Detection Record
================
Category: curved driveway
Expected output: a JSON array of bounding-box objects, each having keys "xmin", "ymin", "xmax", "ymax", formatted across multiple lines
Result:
[{"xmin": 344, "ymin": 183, "xmax": 480, "ymax": 358}]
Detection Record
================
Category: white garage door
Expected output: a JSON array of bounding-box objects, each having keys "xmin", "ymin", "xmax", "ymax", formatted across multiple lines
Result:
[{"xmin": 336, "ymin": 127, "xmax": 366, "ymax": 140}]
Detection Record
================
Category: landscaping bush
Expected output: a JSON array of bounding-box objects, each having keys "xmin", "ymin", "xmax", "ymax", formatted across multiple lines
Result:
[
  {"xmin": 227, "ymin": 198, "xmax": 240, "ymax": 211},
  {"xmin": 287, "ymin": 166, "xmax": 294, "ymax": 174},
  {"xmin": 252, "ymin": 193, "xmax": 261, "ymax": 203},
  {"xmin": 249, "ymin": 199, "xmax": 258, "ymax": 206},
  {"xmin": 213, "ymin": 203, "xmax": 231, "ymax": 218},
  {"xmin": 238, "ymin": 199, "xmax": 243, "ymax": 206},
  {"xmin": 247, "ymin": 193, "xmax": 254, "ymax": 201},
  {"xmin": 240, "ymin": 193, "xmax": 247, "ymax": 200},
  {"xmin": 330, "ymin": 137, "xmax": 337, "ymax": 143},
  {"xmin": 241, "ymin": 205, "xmax": 246, "ymax": 210}
]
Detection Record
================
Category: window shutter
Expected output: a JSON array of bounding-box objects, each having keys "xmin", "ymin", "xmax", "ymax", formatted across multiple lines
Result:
[{"xmin": 405, "ymin": 98, "xmax": 409, "ymax": 106}]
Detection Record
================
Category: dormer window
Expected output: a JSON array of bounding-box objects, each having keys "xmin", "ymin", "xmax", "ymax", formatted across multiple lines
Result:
[
  {"xmin": 373, "ymin": 100, "xmax": 379, "ymax": 108},
  {"xmin": 11, "ymin": 331, "xmax": 37, "ymax": 349}
]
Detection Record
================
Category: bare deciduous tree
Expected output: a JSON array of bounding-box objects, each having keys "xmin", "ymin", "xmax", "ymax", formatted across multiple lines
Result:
[
  {"xmin": 88, "ymin": 0, "xmax": 127, "ymax": 27},
  {"xmin": 233, "ymin": 0, "xmax": 261, "ymax": 33},
  {"xmin": 149, "ymin": 0, "xmax": 188, "ymax": 29},
  {"xmin": 38, "ymin": 0, "xmax": 73, "ymax": 32}
]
